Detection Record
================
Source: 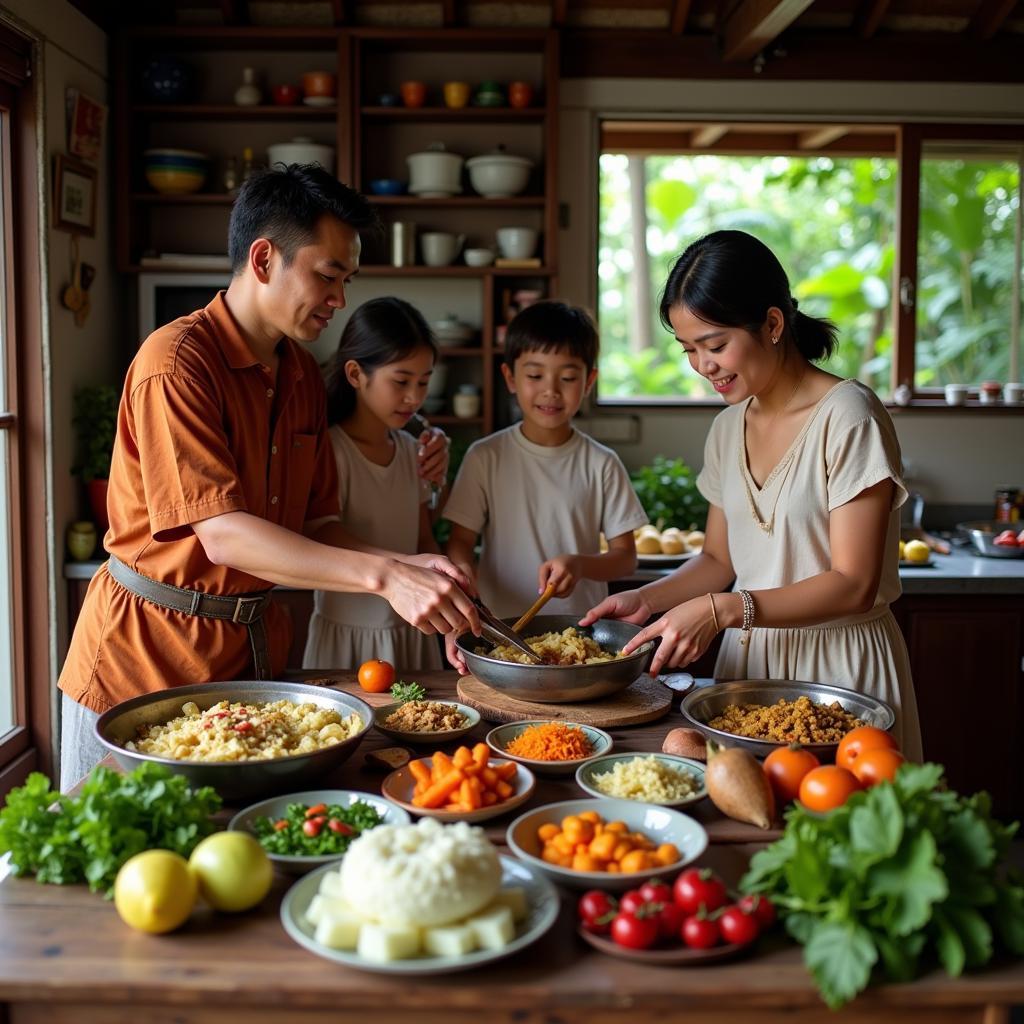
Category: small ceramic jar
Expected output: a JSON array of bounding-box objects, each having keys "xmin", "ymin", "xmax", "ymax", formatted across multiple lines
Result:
[
  {"xmin": 67, "ymin": 521, "xmax": 97, "ymax": 562},
  {"xmin": 980, "ymin": 381, "xmax": 1002, "ymax": 404},
  {"xmin": 944, "ymin": 383, "xmax": 968, "ymax": 406},
  {"xmin": 1004, "ymin": 382, "xmax": 1023, "ymax": 405},
  {"xmin": 234, "ymin": 67, "xmax": 261, "ymax": 107},
  {"xmin": 443, "ymin": 81, "xmax": 470, "ymax": 109},
  {"xmin": 400, "ymin": 80, "xmax": 427, "ymax": 108},
  {"xmin": 508, "ymin": 81, "xmax": 534, "ymax": 108},
  {"xmin": 453, "ymin": 392, "xmax": 481, "ymax": 419}
]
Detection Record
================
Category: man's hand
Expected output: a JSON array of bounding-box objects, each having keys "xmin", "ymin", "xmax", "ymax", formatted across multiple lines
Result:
[{"xmin": 380, "ymin": 560, "xmax": 481, "ymax": 636}]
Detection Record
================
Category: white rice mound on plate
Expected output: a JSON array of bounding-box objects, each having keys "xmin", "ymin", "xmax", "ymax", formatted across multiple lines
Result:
[{"xmin": 339, "ymin": 817, "xmax": 502, "ymax": 927}]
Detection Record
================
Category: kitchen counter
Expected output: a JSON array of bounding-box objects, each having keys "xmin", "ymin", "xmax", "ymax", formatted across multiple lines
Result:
[
  {"xmin": 64, "ymin": 545, "xmax": 1024, "ymax": 595},
  {"xmin": 2, "ymin": 669, "xmax": 1023, "ymax": 1023}
]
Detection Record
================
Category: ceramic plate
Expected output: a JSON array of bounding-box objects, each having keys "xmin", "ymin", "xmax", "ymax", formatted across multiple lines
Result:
[
  {"xmin": 280, "ymin": 855, "xmax": 559, "ymax": 975},
  {"xmin": 898, "ymin": 558, "xmax": 936, "ymax": 568},
  {"xmin": 484, "ymin": 721, "xmax": 613, "ymax": 776},
  {"xmin": 575, "ymin": 753, "xmax": 707, "ymax": 809},
  {"xmin": 228, "ymin": 789, "xmax": 409, "ymax": 875},
  {"xmin": 372, "ymin": 701, "xmax": 480, "ymax": 745},
  {"xmin": 578, "ymin": 927, "xmax": 750, "ymax": 965},
  {"xmin": 381, "ymin": 756, "xmax": 535, "ymax": 823},
  {"xmin": 302, "ymin": 96, "xmax": 336, "ymax": 107},
  {"xmin": 637, "ymin": 551, "xmax": 700, "ymax": 567}
]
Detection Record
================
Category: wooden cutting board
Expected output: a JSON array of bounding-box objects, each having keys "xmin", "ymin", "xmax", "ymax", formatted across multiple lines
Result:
[{"xmin": 456, "ymin": 674, "xmax": 672, "ymax": 726}]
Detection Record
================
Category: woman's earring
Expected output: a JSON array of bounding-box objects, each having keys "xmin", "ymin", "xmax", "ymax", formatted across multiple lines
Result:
[{"xmin": 771, "ymin": 335, "xmax": 778, "ymax": 345}]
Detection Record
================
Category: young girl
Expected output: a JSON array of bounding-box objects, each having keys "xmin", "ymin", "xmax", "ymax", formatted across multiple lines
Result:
[{"xmin": 302, "ymin": 297, "xmax": 446, "ymax": 671}]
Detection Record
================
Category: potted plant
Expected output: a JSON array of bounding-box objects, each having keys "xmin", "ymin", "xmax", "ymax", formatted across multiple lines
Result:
[
  {"xmin": 72, "ymin": 384, "xmax": 119, "ymax": 535},
  {"xmin": 630, "ymin": 455, "xmax": 709, "ymax": 532}
]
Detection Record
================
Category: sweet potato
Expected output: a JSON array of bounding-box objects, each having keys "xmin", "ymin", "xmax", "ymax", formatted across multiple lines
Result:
[{"xmin": 705, "ymin": 739, "xmax": 775, "ymax": 829}]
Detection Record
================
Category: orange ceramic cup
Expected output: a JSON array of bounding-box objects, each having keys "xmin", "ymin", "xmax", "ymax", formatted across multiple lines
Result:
[
  {"xmin": 400, "ymin": 80, "xmax": 427, "ymax": 108},
  {"xmin": 508, "ymin": 81, "xmax": 534, "ymax": 109},
  {"xmin": 443, "ymin": 81, "xmax": 470, "ymax": 109},
  {"xmin": 302, "ymin": 71, "xmax": 336, "ymax": 98}
]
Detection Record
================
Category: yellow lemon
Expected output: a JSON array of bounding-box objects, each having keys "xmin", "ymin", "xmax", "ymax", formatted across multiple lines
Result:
[
  {"xmin": 903, "ymin": 539, "xmax": 930, "ymax": 564},
  {"xmin": 114, "ymin": 849, "xmax": 198, "ymax": 934},
  {"xmin": 189, "ymin": 831, "xmax": 273, "ymax": 912},
  {"xmin": 898, "ymin": 539, "xmax": 906, "ymax": 561}
]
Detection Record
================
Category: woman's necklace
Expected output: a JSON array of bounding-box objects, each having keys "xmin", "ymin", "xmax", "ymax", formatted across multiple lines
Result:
[{"xmin": 740, "ymin": 368, "xmax": 807, "ymax": 534}]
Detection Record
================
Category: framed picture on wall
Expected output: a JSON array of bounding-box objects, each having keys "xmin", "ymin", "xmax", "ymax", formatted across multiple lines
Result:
[
  {"xmin": 66, "ymin": 88, "xmax": 106, "ymax": 163},
  {"xmin": 53, "ymin": 154, "xmax": 97, "ymax": 236}
]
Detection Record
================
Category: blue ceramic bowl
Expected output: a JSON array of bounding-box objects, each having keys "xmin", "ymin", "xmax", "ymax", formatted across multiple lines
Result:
[
  {"xmin": 377, "ymin": 92, "xmax": 401, "ymax": 107},
  {"xmin": 369, "ymin": 178, "xmax": 407, "ymax": 196},
  {"xmin": 140, "ymin": 56, "xmax": 196, "ymax": 103}
]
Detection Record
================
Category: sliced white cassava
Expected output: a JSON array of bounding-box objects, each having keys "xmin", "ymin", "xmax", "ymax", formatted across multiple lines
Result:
[
  {"xmin": 357, "ymin": 923, "xmax": 422, "ymax": 962},
  {"xmin": 313, "ymin": 910, "xmax": 363, "ymax": 950},
  {"xmin": 465, "ymin": 904, "xmax": 514, "ymax": 950},
  {"xmin": 305, "ymin": 893, "xmax": 353, "ymax": 927},
  {"xmin": 316, "ymin": 869, "xmax": 344, "ymax": 898},
  {"xmin": 422, "ymin": 922, "xmax": 478, "ymax": 957},
  {"xmin": 490, "ymin": 887, "xmax": 528, "ymax": 922}
]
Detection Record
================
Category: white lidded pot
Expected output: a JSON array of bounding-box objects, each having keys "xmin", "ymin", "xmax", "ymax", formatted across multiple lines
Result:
[
  {"xmin": 466, "ymin": 146, "xmax": 533, "ymax": 197},
  {"xmin": 267, "ymin": 137, "xmax": 335, "ymax": 173},
  {"xmin": 407, "ymin": 142, "xmax": 464, "ymax": 197}
]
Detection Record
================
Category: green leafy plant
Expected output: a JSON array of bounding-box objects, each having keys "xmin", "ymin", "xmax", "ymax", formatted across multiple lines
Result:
[
  {"xmin": 71, "ymin": 384, "xmax": 119, "ymax": 482},
  {"xmin": 630, "ymin": 455, "xmax": 708, "ymax": 531},
  {"xmin": 390, "ymin": 680, "xmax": 427, "ymax": 703},
  {"xmin": 740, "ymin": 763, "xmax": 1024, "ymax": 1009},
  {"xmin": 0, "ymin": 763, "xmax": 221, "ymax": 895}
]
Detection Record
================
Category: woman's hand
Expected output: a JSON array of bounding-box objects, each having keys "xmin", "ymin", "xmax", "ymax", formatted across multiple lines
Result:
[
  {"xmin": 417, "ymin": 427, "xmax": 450, "ymax": 489},
  {"xmin": 539, "ymin": 555, "xmax": 581, "ymax": 598},
  {"xmin": 579, "ymin": 589, "xmax": 653, "ymax": 628},
  {"xmin": 621, "ymin": 595, "xmax": 719, "ymax": 676},
  {"xmin": 445, "ymin": 630, "xmax": 469, "ymax": 675}
]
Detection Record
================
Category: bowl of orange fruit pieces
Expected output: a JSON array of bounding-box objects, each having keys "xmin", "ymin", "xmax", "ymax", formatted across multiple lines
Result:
[
  {"xmin": 506, "ymin": 798, "xmax": 708, "ymax": 891},
  {"xmin": 381, "ymin": 742, "xmax": 536, "ymax": 823}
]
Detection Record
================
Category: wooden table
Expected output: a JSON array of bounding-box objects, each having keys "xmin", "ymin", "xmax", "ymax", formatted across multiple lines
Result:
[{"xmin": 2, "ymin": 671, "xmax": 1022, "ymax": 1024}]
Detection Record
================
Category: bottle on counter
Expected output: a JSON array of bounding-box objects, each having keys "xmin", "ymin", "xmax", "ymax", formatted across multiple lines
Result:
[{"xmin": 994, "ymin": 487, "xmax": 1020, "ymax": 522}]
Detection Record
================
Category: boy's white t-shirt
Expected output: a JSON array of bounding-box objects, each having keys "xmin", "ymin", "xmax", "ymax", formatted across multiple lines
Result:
[{"xmin": 442, "ymin": 424, "xmax": 648, "ymax": 618}]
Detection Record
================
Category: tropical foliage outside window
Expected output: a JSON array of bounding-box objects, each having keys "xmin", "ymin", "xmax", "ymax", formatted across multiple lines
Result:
[{"xmin": 598, "ymin": 137, "xmax": 1022, "ymax": 403}]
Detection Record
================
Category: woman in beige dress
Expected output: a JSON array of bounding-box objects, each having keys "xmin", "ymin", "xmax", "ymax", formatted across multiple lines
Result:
[{"xmin": 583, "ymin": 230, "xmax": 922, "ymax": 759}]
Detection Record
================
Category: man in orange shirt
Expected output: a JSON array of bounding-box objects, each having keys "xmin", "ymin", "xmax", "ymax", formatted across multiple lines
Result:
[{"xmin": 58, "ymin": 165, "xmax": 479, "ymax": 789}]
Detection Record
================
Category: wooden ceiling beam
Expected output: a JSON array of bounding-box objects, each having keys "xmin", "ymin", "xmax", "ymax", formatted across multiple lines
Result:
[
  {"xmin": 853, "ymin": 0, "xmax": 892, "ymax": 39},
  {"xmin": 691, "ymin": 124, "xmax": 730, "ymax": 146},
  {"xmin": 969, "ymin": 0, "xmax": 1018, "ymax": 39},
  {"xmin": 721, "ymin": 0, "xmax": 816, "ymax": 62},
  {"xmin": 551, "ymin": 0, "xmax": 570, "ymax": 27},
  {"xmin": 670, "ymin": 0, "xmax": 695, "ymax": 34},
  {"xmin": 797, "ymin": 125, "xmax": 848, "ymax": 148}
]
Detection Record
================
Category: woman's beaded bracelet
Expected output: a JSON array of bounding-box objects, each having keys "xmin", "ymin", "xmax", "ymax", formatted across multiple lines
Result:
[{"xmin": 738, "ymin": 589, "xmax": 755, "ymax": 645}]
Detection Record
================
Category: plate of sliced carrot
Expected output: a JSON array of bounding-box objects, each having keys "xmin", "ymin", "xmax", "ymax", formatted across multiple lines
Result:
[{"xmin": 382, "ymin": 743, "xmax": 536, "ymax": 823}]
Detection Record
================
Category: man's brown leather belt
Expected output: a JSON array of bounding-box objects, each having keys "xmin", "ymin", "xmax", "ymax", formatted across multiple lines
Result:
[{"xmin": 107, "ymin": 555, "xmax": 274, "ymax": 679}]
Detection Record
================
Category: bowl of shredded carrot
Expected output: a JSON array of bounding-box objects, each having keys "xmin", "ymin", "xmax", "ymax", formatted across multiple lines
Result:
[{"xmin": 485, "ymin": 721, "xmax": 613, "ymax": 776}]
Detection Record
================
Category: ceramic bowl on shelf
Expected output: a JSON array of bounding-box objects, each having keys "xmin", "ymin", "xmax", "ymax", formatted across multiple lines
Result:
[
  {"xmin": 430, "ymin": 314, "xmax": 475, "ymax": 347},
  {"xmin": 267, "ymin": 138, "xmax": 335, "ymax": 173},
  {"xmin": 377, "ymin": 92, "xmax": 401, "ymax": 107},
  {"xmin": 143, "ymin": 148, "xmax": 208, "ymax": 195},
  {"xmin": 466, "ymin": 151, "xmax": 533, "ymax": 198},
  {"xmin": 464, "ymin": 248, "xmax": 495, "ymax": 267},
  {"xmin": 140, "ymin": 56, "xmax": 196, "ymax": 103},
  {"xmin": 369, "ymin": 178, "xmax": 407, "ymax": 195}
]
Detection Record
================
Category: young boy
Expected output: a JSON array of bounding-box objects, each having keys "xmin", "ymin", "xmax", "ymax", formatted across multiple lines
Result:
[{"xmin": 443, "ymin": 301, "xmax": 647, "ymax": 670}]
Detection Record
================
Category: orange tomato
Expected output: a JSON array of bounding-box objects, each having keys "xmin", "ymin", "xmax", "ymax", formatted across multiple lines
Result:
[
  {"xmin": 851, "ymin": 746, "xmax": 905, "ymax": 787},
  {"xmin": 357, "ymin": 659, "xmax": 396, "ymax": 693},
  {"xmin": 836, "ymin": 726, "xmax": 898, "ymax": 772},
  {"xmin": 763, "ymin": 744, "xmax": 820, "ymax": 804},
  {"xmin": 798, "ymin": 765, "xmax": 860, "ymax": 813}
]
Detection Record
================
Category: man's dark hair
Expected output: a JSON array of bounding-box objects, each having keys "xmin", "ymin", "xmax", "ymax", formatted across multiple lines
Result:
[
  {"xmin": 504, "ymin": 301, "xmax": 599, "ymax": 373},
  {"xmin": 228, "ymin": 163, "xmax": 379, "ymax": 273}
]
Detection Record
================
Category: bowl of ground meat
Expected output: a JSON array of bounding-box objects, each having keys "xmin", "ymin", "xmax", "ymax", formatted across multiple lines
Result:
[
  {"xmin": 679, "ymin": 680, "xmax": 895, "ymax": 761},
  {"xmin": 454, "ymin": 615, "xmax": 655, "ymax": 704},
  {"xmin": 95, "ymin": 680, "xmax": 373, "ymax": 800},
  {"xmin": 372, "ymin": 700, "xmax": 481, "ymax": 744}
]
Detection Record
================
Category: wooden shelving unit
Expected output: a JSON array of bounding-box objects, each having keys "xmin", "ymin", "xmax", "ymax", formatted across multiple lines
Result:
[{"xmin": 114, "ymin": 25, "xmax": 560, "ymax": 436}]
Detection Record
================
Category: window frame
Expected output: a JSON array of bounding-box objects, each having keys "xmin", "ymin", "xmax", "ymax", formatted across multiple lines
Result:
[
  {"xmin": 595, "ymin": 119, "xmax": 1024, "ymax": 410},
  {"xmin": 0, "ymin": 25, "xmax": 53, "ymax": 796}
]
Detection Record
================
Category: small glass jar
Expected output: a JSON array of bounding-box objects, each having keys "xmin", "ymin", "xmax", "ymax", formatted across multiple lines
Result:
[
  {"xmin": 67, "ymin": 520, "xmax": 98, "ymax": 561},
  {"xmin": 994, "ymin": 488, "xmax": 1020, "ymax": 523}
]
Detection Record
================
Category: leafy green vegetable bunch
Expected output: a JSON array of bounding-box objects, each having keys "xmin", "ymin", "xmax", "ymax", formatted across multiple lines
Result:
[
  {"xmin": 629, "ymin": 455, "xmax": 708, "ymax": 531},
  {"xmin": 0, "ymin": 763, "xmax": 221, "ymax": 895},
  {"xmin": 740, "ymin": 763, "xmax": 1024, "ymax": 1009}
]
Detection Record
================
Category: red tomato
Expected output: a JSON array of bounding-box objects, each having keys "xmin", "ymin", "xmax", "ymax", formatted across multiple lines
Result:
[
  {"xmin": 638, "ymin": 880, "xmax": 672, "ymax": 905},
  {"xmin": 851, "ymin": 746, "xmax": 905, "ymax": 787},
  {"xmin": 836, "ymin": 726, "xmax": 899, "ymax": 772},
  {"xmin": 799, "ymin": 765, "xmax": 861, "ymax": 813},
  {"xmin": 718, "ymin": 906, "xmax": 760, "ymax": 946},
  {"xmin": 737, "ymin": 893, "xmax": 777, "ymax": 929},
  {"xmin": 653, "ymin": 900, "xmax": 684, "ymax": 941},
  {"xmin": 1017, "ymin": 530, "xmax": 1024, "ymax": 546},
  {"xmin": 326, "ymin": 819, "xmax": 354, "ymax": 835},
  {"xmin": 610, "ymin": 912, "xmax": 659, "ymax": 950},
  {"xmin": 673, "ymin": 868, "xmax": 728, "ymax": 916},
  {"xmin": 577, "ymin": 890, "xmax": 617, "ymax": 934},
  {"xmin": 763, "ymin": 745, "xmax": 820, "ymax": 805},
  {"xmin": 357, "ymin": 659, "xmax": 396, "ymax": 693},
  {"xmin": 994, "ymin": 530, "xmax": 1019, "ymax": 547},
  {"xmin": 618, "ymin": 890, "xmax": 646, "ymax": 917},
  {"xmin": 682, "ymin": 914, "xmax": 720, "ymax": 949}
]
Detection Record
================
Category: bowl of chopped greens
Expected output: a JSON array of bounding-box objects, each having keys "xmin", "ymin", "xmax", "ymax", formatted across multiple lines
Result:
[{"xmin": 229, "ymin": 789, "xmax": 410, "ymax": 874}]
